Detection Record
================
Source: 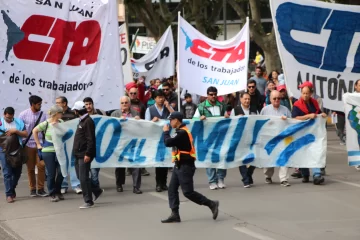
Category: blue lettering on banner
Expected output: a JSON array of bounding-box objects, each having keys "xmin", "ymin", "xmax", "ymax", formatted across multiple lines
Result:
[
  {"xmin": 135, "ymin": 139, "xmax": 147, "ymax": 163},
  {"xmin": 276, "ymin": 3, "xmax": 360, "ymax": 73},
  {"xmin": 191, "ymin": 119, "xmax": 231, "ymax": 162},
  {"xmin": 251, "ymin": 119, "xmax": 270, "ymax": 150},
  {"xmin": 243, "ymin": 153, "xmax": 255, "ymax": 165},
  {"xmin": 225, "ymin": 117, "xmax": 248, "ymax": 162},
  {"xmin": 155, "ymin": 133, "xmax": 166, "ymax": 162},
  {"xmin": 119, "ymin": 139, "xmax": 137, "ymax": 162},
  {"xmin": 95, "ymin": 118, "xmax": 122, "ymax": 163}
]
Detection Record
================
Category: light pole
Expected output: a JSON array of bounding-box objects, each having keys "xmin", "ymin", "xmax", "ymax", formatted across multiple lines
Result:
[{"xmin": 223, "ymin": 0, "xmax": 227, "ymax": 40}]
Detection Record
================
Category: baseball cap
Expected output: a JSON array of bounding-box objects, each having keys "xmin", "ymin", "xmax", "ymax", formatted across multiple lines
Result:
[
  {"xmin": 168, "ymin": 111, "xmax": 183, "ymax": 122},
  {"xmin": 72, "ymin": 101, "xmax": 85, "ymax": 111},
  {"xmin": 298, "ymin": 81, "xmax": 313, "ymax": 89},
  {"xmin": 277, "ymin": 85, "xmax": 287, "ymax": 92}
]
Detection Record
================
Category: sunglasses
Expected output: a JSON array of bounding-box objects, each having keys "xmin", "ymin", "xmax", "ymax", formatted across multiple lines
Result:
[
  {"xmin": 248, "ymin": 86, "xmax": 255, "ymax": 89},
  {"xmin": 273, "ymin": 97, "xmax": 281, "ymax": 100},
  {"xmin": 208, "ymin": 93, "xmax": 217, "ymax": 97},
  {"xmin": 129, "ymin": 92, "xmax": 137, "ymax": 95},
  {"xmin": 121, "ymin": 102, "xmax": 129, "ymax": 104}
]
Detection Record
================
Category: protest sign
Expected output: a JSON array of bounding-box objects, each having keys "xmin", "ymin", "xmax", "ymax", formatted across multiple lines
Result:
[
  {"xmin": 52, "ymin": 115, "xmax": 327, "ymax": 176},
  {"xmin": 344, "ymin": 93, "xmax": 360, "ymax": 166},
  {"xmin": 131, "ymin": 27, "xmax": 174, "ymax": 82},
  {"xmin": 131, "ymin": 35, "xmax": 156, "ymax": 55},
  {"xmin": 119, "ymin": 24, "xmax": 133, "ymax": 84},
  {"xmin": 271, "ymin": 0, "xmax": 360, "ymax": 111},
  {"xmin": 0, "ymin": 0, "xmax": 124, "ymax": 113},
  {"xmin": 178, "ymin": 16, "xmax": 249, "ymax": 96}
]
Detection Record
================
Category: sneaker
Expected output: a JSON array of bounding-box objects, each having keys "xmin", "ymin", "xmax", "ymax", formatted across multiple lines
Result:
[
  {"xmin": 265, "ymin": 178, "xmax": 272, "ymax": 184},
  {"xmin": 280, "ymin": 181, "xmax": 291, "ymax": 187},
  {"xmin": 291, "ymin": 171, "xmax": 302, "ymax": 178},
  {"xmin": 209, "ymin": 201, "xmax": 219, "ymax": 220},
  {"xmin": 209, "ymin": 183, "xmax": 218, "ymax": 190},
  {"xmin": 49, "ymin": 195, "xmax": 59, "ymax": 202},
  {"xmin": 61, "ymin": 188, "xmax": 67, "ymax": 194},
  {"xmin": 313, "ymin": 176, "xmax": 325, "ymax": 185},
  {"xmin": 340, "ymin": 141, "xmax": 346, "ymax": 146},
  {"xmin": 141, "ymin": 168, "xmax": 150, "ymax": 176},
  {"xmin": 57, "ymin": 193, "xmax": 65, "ymax": 200},
  {"xmin": 355, "ymin": 166, "xmax": 360, "ymax": 171},
  {"xmin": 6, "ymin": 196, "xmax": 14, "ymax": 203},
  {"xmin": 302, "ymin": 176, "xmax": 310, "ymax": 183},
  {"xmin": 320, "ymin": 168, "xmax": 326, "ymax": 176},
  {"xmin": 243, "ymin": 184, "xmax": 251, "ymax": 188},
  {"xmin": 94, "ymin": 189, "xmax": 104, "ymax": 202},
  {"xmin": 74, "ymin": 187, "xmax": 82, "ymax": 194},
  {"xmin": 217, "ymin": 179, "xmax": 226, "ymax": 189},
  {"xmin": 37, "ymin": 189, "xmax": 49, "ymax": 197},
  {"xmin": 79, "ymin": 202, "xmax": 94, "ymax": 209},
  {"xmin": 30, "ymin": 190, "xmax": 37, "ymax": 197}
]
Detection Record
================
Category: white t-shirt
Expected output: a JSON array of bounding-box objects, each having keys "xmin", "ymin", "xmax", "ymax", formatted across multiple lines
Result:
[{"xmin": 4, "ymin": 120, "xmax": 16, "ymax": 130}]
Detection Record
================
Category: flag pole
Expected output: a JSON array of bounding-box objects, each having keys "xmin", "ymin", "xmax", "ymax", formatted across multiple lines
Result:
[{"xmin": 177, "ymin": 11, "xmax": 181, "ymax": 112}]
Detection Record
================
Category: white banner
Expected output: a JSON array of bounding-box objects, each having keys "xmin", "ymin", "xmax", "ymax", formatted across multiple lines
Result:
[
  {"xmin": 119, "ymin": 24, "xmax": 133, "ymax": 84},
  {"xmin": 131, "ymin": 35, "xmax": 156, "ymax": 54},
  {"xmin": 344, "ymin": 93, "xmax": 360, "ymax": 166},
  {"xmin": 0, "ymin": 0, "xmax": 124, "ymax": 113},
  {"xmin": 271, "ymin": 0, "xmax": 360, "ymax": 111},
  {"xmin": 178, "ymin": 16, "xmax": 249, "ymax": 96},
  {"xmin": 131, "ymin": 27, "xmax": 174, "ymax": 82},
  {"xmin": 52, "ymin": 115, "xmax": 327, "ymax": 176}
]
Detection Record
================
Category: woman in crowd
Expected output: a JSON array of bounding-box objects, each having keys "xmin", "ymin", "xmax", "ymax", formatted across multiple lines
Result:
[
  {"xmin": 33, "ymin": 105, "xmax": 65, "ymax": 202},
  {"xmin": 265, "ymin": 81, "xmax": 276, "ymax": 105}
]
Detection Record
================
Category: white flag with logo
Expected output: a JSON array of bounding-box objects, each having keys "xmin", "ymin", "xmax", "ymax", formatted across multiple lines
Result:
[
  {"xmin": 178, "ymin": 16, "xmax": 249, "ymax": 96},
  {"xmin": 0, "ymin": 0, "xmax": 124, "ymax": 113},
  {"xmin": 119, "ymin": 24, "xmax": 133, "ymax": 84},
  {"xmin": 131, "ymin": 26, "xmax": 174, "ymax": 82}
]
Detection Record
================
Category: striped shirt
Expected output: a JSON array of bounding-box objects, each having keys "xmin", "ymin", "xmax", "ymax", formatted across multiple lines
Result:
[
  {"xmin": 19, "ymin": 108, "xmax": 47, "ymax": 148},
  {"xmin": 260, "ymin": 104, "xmax": 291, "ymax": 118}
]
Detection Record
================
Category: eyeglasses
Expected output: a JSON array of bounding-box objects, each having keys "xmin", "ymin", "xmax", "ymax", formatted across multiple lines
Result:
[
  {"xmin": 162, "ymin": 88, "xmax": 169, "ymax": 91},
  {"xmin": 208, "ymin": 93, "xmax": 217, "ymax": 97},
  {"xmin": 248, "ymin": 86, "xmax": 255, "ymax": 89},
  {"xmin": 121, "ymin": 102, "xmax": 129, "ymax": 104},
  {"xmin": 129, "ymin": 92, "xmax": 137, "ymax": 95},
  {"xmin": 273, "ymin": 97, "xmax": 281, "ymax": 100}
]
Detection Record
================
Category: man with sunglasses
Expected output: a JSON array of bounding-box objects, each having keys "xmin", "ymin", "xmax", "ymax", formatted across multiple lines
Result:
[
  {"xmin": 260, "ymin": 90, "xmax": 292, "ymax": 187},
  {"xmin": 193, "ymin": 86, "xmax": 227, "ymax": 190},
  {"xmin": 162, "ymin": 82, "xmax": 178, "ymax": 111},
  {"xmin": 111, "ymin": 96, "xmax": 142, "ymax": 194},
  {"xmin": 247, "ymin": 80, "xmax": 265, "ymax": 113}
]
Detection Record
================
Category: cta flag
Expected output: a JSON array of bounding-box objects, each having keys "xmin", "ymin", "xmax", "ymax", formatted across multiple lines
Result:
[
  {"xmin": 0, "ymin": 0, "xmax": 124, "ymax": 113},
  {"xmin": 131, "ymin": 27, "xmax": 174, "ymax": 82},
  {"xmin": 271, "ymin": 0, "xmax": 360, "ymax": 111},
  {"xmin": 119, "ymin": 24, "xmax": 133, "ymax": 84},
  {"xmin": 178, "ymin": 16, "xmax": 249, "ymax": 96}
]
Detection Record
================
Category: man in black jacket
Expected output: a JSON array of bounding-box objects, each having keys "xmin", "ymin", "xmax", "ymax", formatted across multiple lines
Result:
[
  {"xmin": 161, "ymin": 112, "xmax": 219, "ymax": 223},
  {"xmin": 72, "ymin": 101, "xmax": 103, "ymax": 209},
  {"xmin": 246, "ymin": 80, "xmax": 265, "ymax": 113}
]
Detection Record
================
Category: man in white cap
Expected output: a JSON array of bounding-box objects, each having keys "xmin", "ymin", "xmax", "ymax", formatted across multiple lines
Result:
[{"xmin": 72, "ymin": 101, "xmax": 103, "ymax": 209}]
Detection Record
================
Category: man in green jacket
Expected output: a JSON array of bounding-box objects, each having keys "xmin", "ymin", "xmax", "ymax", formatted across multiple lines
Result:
[{"xmin": 192, "ymin": 86, "xmax": 227, "ymax": 190}]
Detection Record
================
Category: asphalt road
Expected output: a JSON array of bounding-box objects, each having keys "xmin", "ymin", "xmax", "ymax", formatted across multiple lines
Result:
[{"xmin": 0, "ymin": 128, "xmax": 359, "ymax": 240}]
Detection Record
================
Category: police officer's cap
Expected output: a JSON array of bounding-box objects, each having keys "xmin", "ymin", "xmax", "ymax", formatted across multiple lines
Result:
[{"xmin": 168, "ymin": 111, "xmax": 183, "ymax": 122}]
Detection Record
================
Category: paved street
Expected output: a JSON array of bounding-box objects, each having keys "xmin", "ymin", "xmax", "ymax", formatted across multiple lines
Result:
[{"xmin": 0, "ymin": 128, "xmax": 359, "ymax": 240}]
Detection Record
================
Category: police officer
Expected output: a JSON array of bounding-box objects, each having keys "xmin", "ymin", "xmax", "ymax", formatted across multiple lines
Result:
[{"xmin": 161, "ymin": 111, "xmax": 219, "ymax": 223}]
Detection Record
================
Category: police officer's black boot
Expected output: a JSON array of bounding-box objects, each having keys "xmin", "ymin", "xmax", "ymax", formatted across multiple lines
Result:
[
  {"xmin": 161, "ymin": 210, "xmax": 181, "ymax": 223},
  {"xmin": 208, "ymin": 200, "xmax": 219, "ymax": 220}
]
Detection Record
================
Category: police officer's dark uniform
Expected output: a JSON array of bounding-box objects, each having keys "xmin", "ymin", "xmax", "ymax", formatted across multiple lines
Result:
[{"xmin": 161, "ymin": 111, "xmax": 219, "ymax": 223}]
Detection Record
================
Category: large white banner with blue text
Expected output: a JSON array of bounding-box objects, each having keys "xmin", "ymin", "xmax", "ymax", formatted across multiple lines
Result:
[
  {"xmin": 52, "ymin": 116, "xmax": 327, "ymax": 176},
  {"xmin": 344, "ymin": 93, "xmax": 360, "ymax": 166},
  {"xmin": 271, "ymin": 0, "xmax": 360, "ymax": 111},
  {"xmin": 178, "ymin": 16, "xmax": 249, "ymax": 96},
  {"xmin": 0, "ymin": 0, "xmax": 124, "ymax": 113}
]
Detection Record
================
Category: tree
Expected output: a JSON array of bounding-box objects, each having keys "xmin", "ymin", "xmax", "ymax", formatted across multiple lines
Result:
[
  {"xmin": 125, "ymin": 0, "xmax": 224, "ymax": 40},
  {"xmin": 228, "ymin": 0, "xmax": 281, "ymax": 73}
]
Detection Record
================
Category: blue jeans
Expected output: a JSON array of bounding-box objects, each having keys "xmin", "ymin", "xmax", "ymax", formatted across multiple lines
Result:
[
  {"xmin": 239, "ymin": 165, "xmax": 255, "ymax": 185},
  {"xmin": 206, "ymin": 168, "xmax": 227, "ymax": 184},
  {"xmin": 300, "ymin": 168, "xmax": 321, "ymax": 178},
  {"xmin": 42, "ymin": 152, "xmax": 64, "ymax": 196},
  {"xmin": 0, "ymin": 152, "xmax": 22, "ymax": 197},
  {"xmin": 61, "ymin": 165, "xmax": 80, "ymax": 189},
  {"xmin": 90, "ymin": 168, "xmax": 100, "ymax": 188}
]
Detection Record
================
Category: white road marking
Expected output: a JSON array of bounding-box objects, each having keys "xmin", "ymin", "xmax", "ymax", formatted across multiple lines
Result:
[
  {"xmin": 331, "ymin": 178, "xmax": 360, "ymax": 188},
  {"xmin": 233, "ymin": 227, "xmax": 276, "ymax": 240}
]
